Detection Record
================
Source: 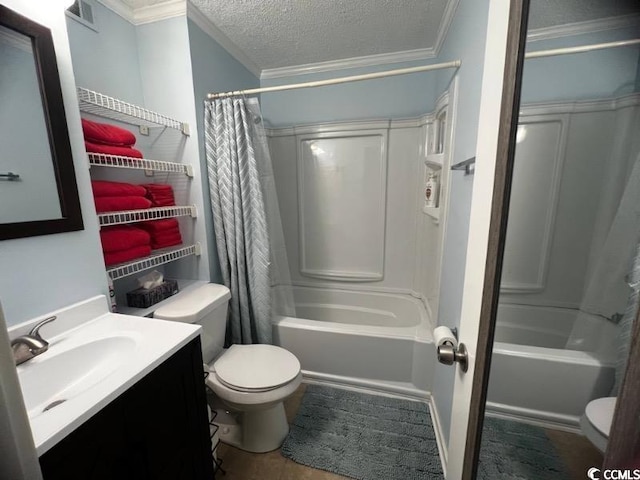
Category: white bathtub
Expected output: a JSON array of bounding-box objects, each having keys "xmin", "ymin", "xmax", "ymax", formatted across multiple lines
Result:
[
  {"xmin": 273, "ymin": 286, "xmax": 435, "ymax": 397},
  {"xmin": 487, "ymin": 303, "xmax": 617, "ymax": 428}
]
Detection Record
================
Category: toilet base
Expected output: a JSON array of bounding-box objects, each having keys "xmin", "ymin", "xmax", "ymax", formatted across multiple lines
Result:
[{"xmin": 214, "ymin": 402, "xmax": 290, "ymax": 453}]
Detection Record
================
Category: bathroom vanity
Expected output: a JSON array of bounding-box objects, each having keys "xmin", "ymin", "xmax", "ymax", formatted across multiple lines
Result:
[
  {"xmin": 9, "ymin": 296, "xmax": 214, "ymax": 479},
  {"xmin": 39, "ymin": 338, "xmax": 213, "ymax": 479}
]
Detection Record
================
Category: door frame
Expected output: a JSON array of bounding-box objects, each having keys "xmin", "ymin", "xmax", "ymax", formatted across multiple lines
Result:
[{"xmin": 460, "ymin": 0, "xmax": 530, "ymax": 477}]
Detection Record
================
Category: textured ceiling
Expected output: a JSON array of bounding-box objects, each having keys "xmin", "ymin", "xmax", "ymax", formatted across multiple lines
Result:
[
  {"xmin": 188, "ymin": 0, "xmax": 448, "ymax": 70},
  {"xmin": 528, "ymin": 0, "xmax": 640, "ymax": 29},
  {"xmin": 118, "ymin": 0, "xmax": 640, "ymax": 71}
]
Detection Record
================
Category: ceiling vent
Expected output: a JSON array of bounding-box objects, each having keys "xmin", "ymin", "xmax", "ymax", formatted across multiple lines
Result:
[{"xmin": 66, "ymin": 0, "xmax": 98, "ymax": 31}]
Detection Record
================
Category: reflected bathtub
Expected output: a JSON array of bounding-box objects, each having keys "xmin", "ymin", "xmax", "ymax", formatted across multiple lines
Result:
[{"xmin": 488, "ymin": 303, "xmax": 617, "ymax": 428}]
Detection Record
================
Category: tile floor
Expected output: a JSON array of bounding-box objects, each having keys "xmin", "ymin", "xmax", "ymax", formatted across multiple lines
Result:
[
  {"xmin": 214, "ymin": 383, "xmax": 603, "ymax": 480},
  {"xmin": 215, "ymin": 383, "xmax": 349, "ymax": 480}
]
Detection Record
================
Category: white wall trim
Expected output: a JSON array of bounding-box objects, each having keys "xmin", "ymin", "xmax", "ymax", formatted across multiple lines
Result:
[
  {"xmin": 520, "ymin": 92, "xmax": 640, "ymax": 116},
  {"xmin": 432, "ymin": 0, "xmax": 459, "ymax": 56},
  {"xmin": 260, "ymin": 0, "xmax": 460, "ymax": 80},
  {"xmin": 428, "ymin": 394, "xmax": 448, "ymax": 477},
  {"xmin": 527, "ymin": 14, "xmax": 640, "ymax": 43},
  {"xmin": 260, "ymin": 48, "xmax": 437, "ymax": 80},
  {"xmin": 265, "ymin": 114, "xmax": 434, "ymax": 136},
  {"xmin": 134, "ymin": 0, "xmax": 185, "ymax": 25},
  {"xmin": 485, "ymin": 402, "xmax": 581, "ymax": 433},
  {"xmin": 186, "ymin": 3, "xmax": 261, "ymax": 77}
]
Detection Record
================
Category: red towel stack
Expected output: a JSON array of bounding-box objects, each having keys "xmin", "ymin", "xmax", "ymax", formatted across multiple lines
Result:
[
  {"xmin": 82, "ymin": 118, "xmax": 143, "ymax": 158},
  {"xmin": 143, "ymin": 184, "xmax": 176, "ymax": 207},
  {"xmin": 92, "ymin": 180, "xmax": 152, "ymax": 213},
  {"xmin": 100, "ymin": 225, "xmax": 151, "ymax": 266},
  {"xmin": 139, "ymin": 218, "xmax": 182, "ymax": 249}
]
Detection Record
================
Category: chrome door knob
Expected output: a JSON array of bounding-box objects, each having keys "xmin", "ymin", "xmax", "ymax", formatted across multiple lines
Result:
[{"xmin": 437, "ymin": 342, "xmax": 469, "ymax": 372}]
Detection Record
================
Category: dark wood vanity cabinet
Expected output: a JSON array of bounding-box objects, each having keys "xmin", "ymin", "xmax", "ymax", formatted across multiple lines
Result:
[{"xmin": 39, "ymin": 337, "xmax": 214, "ymax": 480}]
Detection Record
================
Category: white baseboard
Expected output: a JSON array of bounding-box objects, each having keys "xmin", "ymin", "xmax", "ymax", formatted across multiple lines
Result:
[
  {"xmin": 485, "ymin": 401, "xmax": 581, "ymax": 433},
  {"xmin": 427, "ymin": 394, "xmax": 448, "ymax": 478}
]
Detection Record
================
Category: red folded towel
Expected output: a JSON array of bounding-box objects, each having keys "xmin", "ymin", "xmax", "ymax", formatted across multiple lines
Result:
[
  {"xmin": 104, "ymin": 245, "xmax": 151, "ymax": 266},
  {"xmin": 100, "ymin": 226, "xmax": 150, "ymax": 253},
  {"xmin": 85, "ymin": 141, "xmax": 143, "ymax": 159},
  {"xmin": 143, "ymin": 184, "xmax": 175, "ymax": 207},
  {"xmin": 82, "ymin": 118, "xmax": 136, "ymax": 146},
  {"xmin": 151, "ymin": 234, "xmax": 182, "ymax": 250},
  {"xmin": 92, "ymin": 180, "xmax": 147, "ymax": 198},
  {"xmin": 94, "ymin": 196, "xmax": 152, "ymax": 213},
  {"xmin": 139, "ymin": 218, "xmax": 180, "ymax": 233}
]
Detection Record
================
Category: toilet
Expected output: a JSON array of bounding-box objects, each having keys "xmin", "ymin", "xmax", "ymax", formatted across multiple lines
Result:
[
  {"xmin": 580, "ymin": 397, "xmax": 616, "ymax": 453},
  {"xmin": 154, "ymin": 283, "xmax": 302, "ymax": 453}
]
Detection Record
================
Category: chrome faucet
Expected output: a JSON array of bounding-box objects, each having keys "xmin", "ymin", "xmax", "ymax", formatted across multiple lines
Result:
[{"xmin": 11, "ymin": 316, "xmax": 56, "ymax": 366}]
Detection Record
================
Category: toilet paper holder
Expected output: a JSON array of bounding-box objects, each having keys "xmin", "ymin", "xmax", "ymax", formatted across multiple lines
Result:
[{"xmin": 436, "ymin": 328, "xmax": 468, "ymax": 372}]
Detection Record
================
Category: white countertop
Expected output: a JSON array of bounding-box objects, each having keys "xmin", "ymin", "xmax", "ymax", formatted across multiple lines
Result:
[{"xmin": 13, "ymin": 305, "xmax": 200, "ymax": 456}]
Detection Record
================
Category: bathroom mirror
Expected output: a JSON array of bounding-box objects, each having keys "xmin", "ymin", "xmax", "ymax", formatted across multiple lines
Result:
[{"xmin": 0, "ymin": 5, "xmax": 83, "ymax": 240}]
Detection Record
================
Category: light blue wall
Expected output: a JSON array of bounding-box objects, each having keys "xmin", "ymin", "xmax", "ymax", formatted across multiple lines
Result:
[
  {"xmin": 260, "ymin": 61, "xmax": 440, "ymax": 127},
  {"xmin": 522, "ymin": 27, "xmax": 640, "ymax": 103},
  {"xmin": 187, "ymin": 19, "xmax": 260, "ymax": 282},
  {"xmin": 1, "ymin": 1, "xmax": 107, "ymax": 326},
  {"xmin": 431, "ymin": 0, "xmax": 491, "ymax": 447},
  {"xmin": 65, "ymin": 3, "xmax": 144, "ymax": 104}
]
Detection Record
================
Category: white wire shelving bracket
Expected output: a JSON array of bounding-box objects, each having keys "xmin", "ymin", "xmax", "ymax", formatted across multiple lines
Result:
[
  {"xmin": 98, "ymin": 205, "xmax": 198, "ymax": 227},
  {"xmin": 87, "ymin": 152, "xmax": 194, "ymax": 176},
  {"xmin": 77, "ymin": 87, "xmax": 190, "ymax": 135},
  {"xmin": 107, "ymin": 243, "xmax": 201, "ymax": 281}
]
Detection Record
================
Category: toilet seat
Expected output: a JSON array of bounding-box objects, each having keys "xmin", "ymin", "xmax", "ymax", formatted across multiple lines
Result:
[
  {"xmin": 581, "ymin": 397, "xmax": 616, "ymax": 453},
  {"xmin": 213, "ymin": 344, "xmax": 301, "ymax": 393}
]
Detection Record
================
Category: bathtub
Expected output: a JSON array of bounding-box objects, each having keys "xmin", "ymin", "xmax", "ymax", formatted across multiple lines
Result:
[
  {"xmin": 487, "ymin": 303, "xmax": 617, "ymax": 428},
  {"xmin": 273, "ymin": 286, "xmax": 435, "ymax": 397}
]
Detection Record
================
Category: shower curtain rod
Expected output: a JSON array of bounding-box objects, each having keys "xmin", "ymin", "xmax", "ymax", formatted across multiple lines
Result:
[
  {"xmin": 525, "ymin": 38, "xmax": 640, "ymax": 59},
  {"xmin": 206, "ymin": 60, "xmax": 461, "ymax": 99}
]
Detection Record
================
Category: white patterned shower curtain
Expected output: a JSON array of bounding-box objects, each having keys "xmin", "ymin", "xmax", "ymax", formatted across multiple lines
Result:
[{"xmin": 204, "ymin": 97, "xmax": 295, "ymax": 345}]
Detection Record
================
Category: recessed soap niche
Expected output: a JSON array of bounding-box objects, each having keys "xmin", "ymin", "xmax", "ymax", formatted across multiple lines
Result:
[{"xmin": 422, "ymin": 93, "xmax": 451, "ymax": 224}]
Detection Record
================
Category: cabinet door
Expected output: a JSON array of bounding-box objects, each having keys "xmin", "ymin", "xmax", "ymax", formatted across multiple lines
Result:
[{"xmin": 40, "ymin": 338, "xmax": 213, "ymax": 480}]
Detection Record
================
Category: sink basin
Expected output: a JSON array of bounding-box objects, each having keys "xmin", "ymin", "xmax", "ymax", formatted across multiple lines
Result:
[{"xmin": 17, "ymin": 336, "xmax": 137, "ymax": 418}]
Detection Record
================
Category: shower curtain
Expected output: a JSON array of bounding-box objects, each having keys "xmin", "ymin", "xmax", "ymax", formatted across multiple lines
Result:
[
  {"xmin": 204, "ymin": 97, "xmax": 295, "ymax": 345},
  {"xmin": 566, "ymin": 151, "xmax": 640, "ymax": 352}
]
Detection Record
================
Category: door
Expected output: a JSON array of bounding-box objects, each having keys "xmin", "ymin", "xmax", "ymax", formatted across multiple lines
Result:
[
  {"xmin": 443, "ymin": 0, "xmax": 530, "ymax": 478},
  {"xmin": 446, "ymin": 0, "xmax": 640, "ymax": 477}
]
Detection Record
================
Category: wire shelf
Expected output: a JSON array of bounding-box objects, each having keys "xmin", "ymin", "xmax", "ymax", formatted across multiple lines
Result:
[
  {"xmin": 98, "ymin": 205, "xmax": 197, "ymax": 227},
  {"xmin": 88, "ymin": 153, "xmax": 194, "ymax": 176},
  {"xmin": 77, "ymin": 87, "xmax": 189, "ymax": 135},
  {"xmin": 107, "ymin": 243, "xmax": 201, "ymax": 281}
]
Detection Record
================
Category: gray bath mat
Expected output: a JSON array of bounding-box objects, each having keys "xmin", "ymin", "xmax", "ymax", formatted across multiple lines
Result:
[
  {"xmin": 478, "ymin": 417, "xmax": 568, "ymax": 479},
  {"xmin": 281, "ymin": 384, "xmax": 443, "ymax": 479}
]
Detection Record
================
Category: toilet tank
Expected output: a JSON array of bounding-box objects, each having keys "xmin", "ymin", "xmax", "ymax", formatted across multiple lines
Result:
[{"xmin": 154, "ymin": 283, "xmax": 231, "ymax": 364}]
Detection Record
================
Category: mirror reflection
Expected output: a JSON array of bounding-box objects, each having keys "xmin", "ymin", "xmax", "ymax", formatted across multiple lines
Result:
[
  {"xmin": 479, "ymin": 1, "xmax": 640, "ymax": 478},
  {"xmin": 0, "ymin": 24, "xmax": 62, "ymax": 223}
]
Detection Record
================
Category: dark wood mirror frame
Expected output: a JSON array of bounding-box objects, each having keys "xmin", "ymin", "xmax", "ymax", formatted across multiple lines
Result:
[{"xmin": 0, "ymin": 5, "xmax": 83, "ymax": 241}]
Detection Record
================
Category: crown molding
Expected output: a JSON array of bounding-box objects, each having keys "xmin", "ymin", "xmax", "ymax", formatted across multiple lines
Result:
[
  {"xmin": 186, "ymin": 3, "xmax": 261, "ymax": 77},
  {"xmin": 260, "ymin": 0, "xmax": 458, "ymax": 80},
  {"xmin": 134, "ymin": 0, "xmax": 185, "ymax": 25},
  {"xmin": 432, "ymin": 0, "xmax": 459, "ymax": 56},
  {"xmin": 99, "ymin": 0, "xmax": 187, "ymax": 26},
  {"xmin": 527, "ymin": 14, "xmax": 640, "ymax": 42},
  {"xmin": 260, "ymin": 47, "xmax": 437, "ymax": 80}
]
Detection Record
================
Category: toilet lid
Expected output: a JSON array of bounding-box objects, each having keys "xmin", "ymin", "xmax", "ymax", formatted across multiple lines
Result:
[
  {"xmin": 585, "ymin": 397, "xmax": 616, "ymax": 436},
  {"xmin": 213, "ymin": 344, "xmax": 301, "ymax": 392}
]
